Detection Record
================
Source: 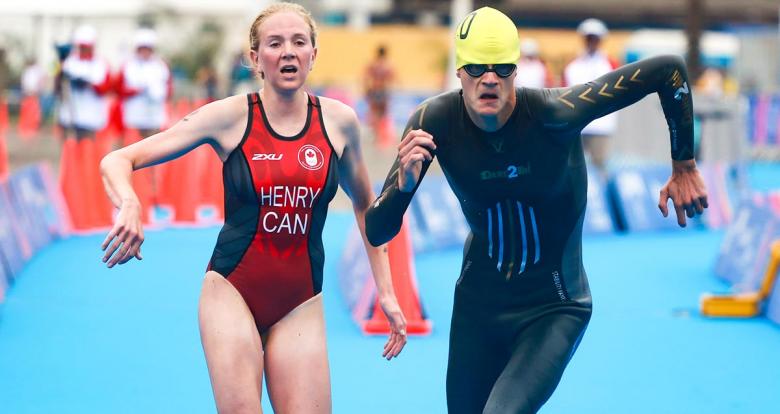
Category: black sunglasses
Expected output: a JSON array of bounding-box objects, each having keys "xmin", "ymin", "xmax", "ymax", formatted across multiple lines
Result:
[{"xmin": 462, "ymin": 64, "xmax": 517, "ymax": 78}]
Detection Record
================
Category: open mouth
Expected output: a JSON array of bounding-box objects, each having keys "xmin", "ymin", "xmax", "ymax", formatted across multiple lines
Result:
[
  {"xmin": 280, "ymin": 65, "xmax": 298, "ymax": 74},
  {"xmin": 479, "ymin": 93, "xmax": 498, "ymax": 100}
]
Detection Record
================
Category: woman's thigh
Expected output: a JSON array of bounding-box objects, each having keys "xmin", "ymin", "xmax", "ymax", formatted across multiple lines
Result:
[
  {"xmin": 199, "ymin": 271, "xmax": 265, "ymax": 414},
  {"xmin": 264, "ymin": 294, "xmax": 331, "ymax": 414}
]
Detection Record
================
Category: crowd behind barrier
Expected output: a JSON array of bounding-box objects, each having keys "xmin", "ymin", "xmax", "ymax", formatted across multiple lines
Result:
[{"xmin": 747, "ymin": 94, "xmax": 780, "ymax": 158}]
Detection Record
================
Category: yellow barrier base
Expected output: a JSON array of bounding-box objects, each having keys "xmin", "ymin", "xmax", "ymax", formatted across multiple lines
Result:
[
  {"xmin": 700, "ymin": 292, "xmax": 762, "ymax": 318},
  {"xmin": 701, "ymin": 240, "xmax": 780, "ymax": 318}
]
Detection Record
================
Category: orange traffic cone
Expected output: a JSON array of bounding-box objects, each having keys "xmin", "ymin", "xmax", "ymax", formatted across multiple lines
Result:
[
  {"xmin": 0, "ymin": 129, "xmax": 7, "ymax": 178},
  {"xmin": 0, "ymin": 99, "xmax": 7, "ymax": 177},
  {"xmin": 17, "ymin": 95, "xmax": 41, "ymax": 140},
  {"xmin": 61, "ymin": 136, "xmax": 116, "ymax": 230},
  {"xmin": 376, "ymin": 115, "xmax": 395, "ymax": 149},
  {"xmin": 80, "ymin": 138, "xmax": 114, "ymax": 228},
  {"xmin": 198, "ymin": 146, "xmax": 224, "ymax": 221},
  {"xmin": 60, "ymin": 138, "xmax": 91, "ymax": 229},
  {"xmin": 363, "ymin": 219, "xmax": 432, "ymax": 335},
  {"xmin": 0, "ymin": 99, "xmax": 8, "ymax": 135}
]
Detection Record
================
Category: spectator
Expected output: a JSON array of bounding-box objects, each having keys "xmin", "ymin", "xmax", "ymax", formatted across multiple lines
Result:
[
  {"xmin": 515, "ymin": 38, "xmax": 555, "ymax": 88},
  {"xmin": 563, "ymin": 18, "xmax": 619, "ymax": 173}
]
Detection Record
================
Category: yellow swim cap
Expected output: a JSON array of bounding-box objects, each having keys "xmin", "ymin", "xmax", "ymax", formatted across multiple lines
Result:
[{"xmin": 455, "ymin": 7, "xmax": 520, "ymax": 69}]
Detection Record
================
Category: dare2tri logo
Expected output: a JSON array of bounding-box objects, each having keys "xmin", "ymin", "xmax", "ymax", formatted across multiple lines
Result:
[{"xmin": 298, "ymin": 144, "xmax": 324, "ymax": 171}]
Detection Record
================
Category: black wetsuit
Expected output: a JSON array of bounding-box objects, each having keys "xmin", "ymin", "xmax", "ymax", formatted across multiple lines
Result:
[{"xmin": 365, "ymin": 55, "xmax": 693, "ymax": 414}]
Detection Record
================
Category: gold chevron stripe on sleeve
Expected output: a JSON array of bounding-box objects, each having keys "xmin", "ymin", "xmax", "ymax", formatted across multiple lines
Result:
[
  {"xmin": 417, "ymin": 103, "xmax": 428, "ymax": 128},
  {"xmin": 598, "ymin": 83, "xmax": 614, "ymax": 98},
  {"xmin": 557, "ymin": 89, "xmax": 575, "ymax": 109},
  {"xmin": 630, "ymin": 69, "xmax": 643, "ymax": 83},
  {"xmin": 614, "ymin": 75, "xmax": 628, "ymax": 90},
  {"xmin": 670, "ymin": 70, "xmax": 683, "ymax": 87},
  {"xmin": 578, "ymin": 87, "xmax": 596, "ymax": 103}
]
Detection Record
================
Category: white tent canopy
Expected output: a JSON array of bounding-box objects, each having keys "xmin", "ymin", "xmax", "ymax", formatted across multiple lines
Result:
[
  {"xmin": 0, "ymin": 0, "xmax": 270, "ymax": 75},
  {"xmin": 0, "ymin": 0, "xmax": 261, "ymax": 16}
]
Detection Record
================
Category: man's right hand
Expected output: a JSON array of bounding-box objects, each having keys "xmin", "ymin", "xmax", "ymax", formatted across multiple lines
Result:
[{"xmin": 397, "ymin": 128, "xmax": 436, "ymax": 192}]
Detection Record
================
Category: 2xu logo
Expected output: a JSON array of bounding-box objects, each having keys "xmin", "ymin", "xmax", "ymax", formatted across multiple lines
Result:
[{"xmin": 252, "ymin": 153, "xmax": 283, "ymax": 161}]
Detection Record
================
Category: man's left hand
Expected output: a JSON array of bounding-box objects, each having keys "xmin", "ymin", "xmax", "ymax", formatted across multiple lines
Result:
[{"xmin": 658, "ymin": 159, "xmax": 709, "ymax": 227}]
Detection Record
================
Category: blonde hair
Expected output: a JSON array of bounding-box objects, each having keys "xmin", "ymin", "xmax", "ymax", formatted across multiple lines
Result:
[{"xmin": 249, "ymin": 2, "xmax": 318, "ymax": 52}]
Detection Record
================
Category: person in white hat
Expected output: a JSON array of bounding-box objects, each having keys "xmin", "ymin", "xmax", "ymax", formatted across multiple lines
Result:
[
  {"xmin": 118, "ymin": 27, "xmax": 172, "ymax": 137},
  {"xmin": 514, "ymin": 38, "xmax": 554, "ymax": 89},
  {"xmin": 563, "ymin": 18, "xmax": 619, "ymax": 174},
  {"xmin": 58, "ymin": 24, "xmax": 111, "ymax": 139}
]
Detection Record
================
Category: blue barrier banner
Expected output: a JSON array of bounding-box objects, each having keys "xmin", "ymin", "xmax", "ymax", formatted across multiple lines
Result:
[
  {"xmin": 19, "ymin": 165, "xmax": 68, "ymax": 236},
  {"xmin": 337, "ymin": 224, "xmax": 373, "ymax": 317},
  {"xmin": 0, "ymin": 182, "xmax": 29, "ymax": 279},
  {"xmin": 388, "ymin": 93, "xmax": 428, "ymax": 129},
  {"xmin": 747, "ymin": 95, "xmax": 757, "ymax": 145},
  {"xmin": 37, "ymin": 163, "xmax": 72, "ymax": 237},
  {"xmin": 344, "ymin": 91, "xmax": 428, "ymax": 132},
  {"xmin": 698, "ymin": 163, "xmax": 737, "ymax": 230},
  {"xmin": 768, "ymin": 96, "xmax": 780, "ymax": 145},
  {"xmin": 612, "ymin": 166, "xmax": 668, "ymax": 232},
  {"xmin": 767, "ymin": 280, "xmax": 780, "ymax": 326},
  {"xmin": 7, "ymin": 166, "xmax": 55, "ymax": 254},
  {"xmin": 0, "ymin": 248, "xmax": 7, "ymax": 303},
  {"xmin": 745, "ymin": 93, "xmax": 780, "ymax": 147},
  {"xmin": 583, "ymin": 168, "xmax": 615, "ymax": 235},
  {"xmin": 714, "ymin": 198, "xmax": 780, "ymax": 290},
  {"xmin": 753, "ymin": 95, "xmax": 769, "ymax": 146},
  {"xmin": 611, "ymin": 167, "xmax": 657, "ymax": 232},
  {"xmin": 612, "ymin": 165, "xmax": 704, "ymax": 232},
  {"xmin": 409, "ymin": 175, "xmax": 469, "ymax": 252}
]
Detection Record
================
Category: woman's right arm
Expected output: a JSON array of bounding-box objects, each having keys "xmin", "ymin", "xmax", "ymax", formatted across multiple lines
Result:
[
  {"xmin": 365, "ymin": 99, "xmax": 442, "ymax": 247},
  {"xmin": 100, "ymin": 95, "xmax": 246, "ymax": 267}
]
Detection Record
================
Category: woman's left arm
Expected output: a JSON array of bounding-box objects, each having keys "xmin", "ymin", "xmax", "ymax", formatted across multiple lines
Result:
[{"xmin": 328, "ymin": 100, "xmax": 408, "ymax": 359}]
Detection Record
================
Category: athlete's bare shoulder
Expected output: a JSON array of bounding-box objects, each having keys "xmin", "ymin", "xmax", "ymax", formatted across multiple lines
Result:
[
  {"xmin": 318, "ymin": 96, "xmax": 359, "ymax": 157},
  {"xmin": 180, "ymin": 94, "xmax": 249, "ymax": 129},
  {"xmin": 318, "ymin": 96, "xmax": 358, "ymax": 124},
  {"xmin": 173, "ymin": 94, "xmax": 253, "ymax": 159}
]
